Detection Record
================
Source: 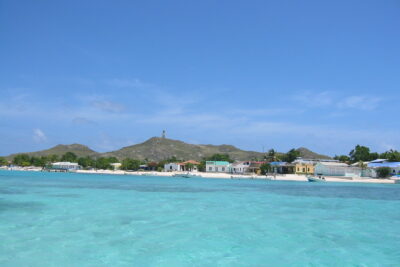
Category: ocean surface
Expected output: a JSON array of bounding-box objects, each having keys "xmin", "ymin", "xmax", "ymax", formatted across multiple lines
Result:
[{"xmin": 0, "ymin": 170, "xmax": 399, "ymax": 266}]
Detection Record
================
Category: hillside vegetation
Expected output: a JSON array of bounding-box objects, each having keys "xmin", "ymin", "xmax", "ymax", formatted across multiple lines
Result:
[{"xmin": 5, "ymin": 137, "xmax": 332, "ymax": 162}]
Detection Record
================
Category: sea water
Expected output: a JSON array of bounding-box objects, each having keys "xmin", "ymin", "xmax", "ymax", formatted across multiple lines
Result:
[{"xmin": 0, "ymin": 170, "xmax": 399, "ymax": 266}]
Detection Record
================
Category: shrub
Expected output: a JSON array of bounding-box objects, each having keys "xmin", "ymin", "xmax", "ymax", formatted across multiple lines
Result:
[
  {"xmin": 260, "ymin": 163, "xmax": 272, "ymax": 175},
  {"xmin": 376, "ymin": 167, "xmax": 392, "ymax": 178}
]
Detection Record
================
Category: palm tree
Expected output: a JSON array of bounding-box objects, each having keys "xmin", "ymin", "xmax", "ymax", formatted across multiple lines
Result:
[
  {"xmin": 358, "ymin": 160, "xmax": 367, "ymax": 177},
  {"xmin": 267, "ymin": 149, "xmax": 277, "ymax": 162},
  {"xmin": 185, "ymin": 163, "xmax": 194, "ymax": 171}
]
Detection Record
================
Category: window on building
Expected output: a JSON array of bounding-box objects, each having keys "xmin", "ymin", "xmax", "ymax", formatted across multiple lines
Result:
[
  {"xmin": 222, "ymin": 167, "xmax": 225, "ymax": 171},
  {"xmin": 209, "ymin": 167, "xmax": 212, "ymax": 171},
  {"xmin": 303, "ymin": 168, "xmax": 305, "ymax": 172}
]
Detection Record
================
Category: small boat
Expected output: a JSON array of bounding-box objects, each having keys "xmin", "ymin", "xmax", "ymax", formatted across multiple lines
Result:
[
  {"xmin": 173, "ymin": 172, "xmax": 202, "ymax": 178},
  {"xmin": 231, "ymin": 175, "xmax": 245, "ymax": 179},
  {"xmin": 307, "ymin": 175, "xmax": 326, "ymax": 182}
]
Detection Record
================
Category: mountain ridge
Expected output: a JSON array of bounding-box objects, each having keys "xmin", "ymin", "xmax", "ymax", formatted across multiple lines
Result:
[{"xmin": 5, "ymin": 137, "xmax": 332, "ymax": 161}]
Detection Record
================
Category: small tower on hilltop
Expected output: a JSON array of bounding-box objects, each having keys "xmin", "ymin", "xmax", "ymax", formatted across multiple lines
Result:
[{"xmin": 161, "ymin": 130, "xmax": 166, "ymax": 139}]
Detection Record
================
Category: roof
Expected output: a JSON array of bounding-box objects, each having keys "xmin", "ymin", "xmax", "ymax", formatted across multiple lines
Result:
[
  {"xmin": 368, "ymin": 162, "xmax": 400, "ymax": 168},
  {"xmin": 206, "ymin": 161, "xmax": 230, "ymax": 165},
  {"xmin": 269, "ymin": 162, "xmax": 288, "ymax": 166},
  {"xmin": 316, "ymin": 162, "xmax": 348, "ymax": 167},
  {"xmin": 167, "ymin": 160, "xmax": 201, "ymax": 166},
  {"xmin": 232, "ymin": 161, "xmax": 250, "ymax": 166},
  {"xmin": 182, "ymin": 160, "xmax": 200, "ymax": 165},
  {"xmin": 52, "ymin": 162, "xmax": 79, "ymax": 166},
  {"xmin": 369, "ymin": 159, "xmax": 388, "ymax": 163}
]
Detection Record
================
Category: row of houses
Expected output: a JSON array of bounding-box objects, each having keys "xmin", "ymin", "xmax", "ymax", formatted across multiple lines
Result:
[
  {"xmin": 49, "ymin": 158, "xmax": 400, "ymax": 178},
  {"xmin": 163, "ymin": 158, "xmax": 400, "ymax": 178}
]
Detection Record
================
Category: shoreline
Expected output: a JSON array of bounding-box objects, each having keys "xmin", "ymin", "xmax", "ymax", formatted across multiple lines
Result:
[{"xmin": 1, "ymin": 167, "xmax": 396, "ymax": 184}]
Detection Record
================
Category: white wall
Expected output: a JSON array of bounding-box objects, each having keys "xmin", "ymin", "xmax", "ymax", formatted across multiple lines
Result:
[
  {"xmin": 164, "ymin": 163, "xmax": 181, "ymax": 172},
  {"xmin": 206, "ymin": 164, "xmax": 230, "ymax": 173},
  {"xmin": 231, "ymin": 162, "xmax": 250, "ymax": 174}
]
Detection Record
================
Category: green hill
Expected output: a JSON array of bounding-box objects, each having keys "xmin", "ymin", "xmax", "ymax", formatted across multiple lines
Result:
[
  {"xmin": 102, "ymin": 137, "xmax": 265, "ymax": 161},
  {"xmin": 7, "ymin": 144, "xmax": 99, "ymax": 159},
  {"xmin": 5, "ymin": 138, "xmax": 331, "ymax": 162},
  {"xmin": 296, "ymin": 147, "xmax": 331, "ymax": 160}
]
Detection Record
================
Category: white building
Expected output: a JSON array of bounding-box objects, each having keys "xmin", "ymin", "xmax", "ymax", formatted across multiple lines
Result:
[
  {"xmin": 231, "ymin": 161, "xmax": 251, "ymax": 174},
  {"xmin": 51, "ymin": 162, "xmax": 81, "ymax": 171},
  {"xmin": 164, "ymin": 160, "xmax": 201, "ymax": 172},
  {"xmin": 293, "ymin": 158, "xmax": 339, "ymax": 164},
  {"xmin": 206, "ymin": 161, "xmax": 231, "ymax": 173},
  {"xmin": 368, "ymin": 160, "xmax": 400, "ymax": 178},
  {"xmin": 314, "ymin": 162, "xmax": 364, "ymax": 177},
  {"xmin": 111, "ymin": 163, "xmax": 122, "ymax": 170},
  {"xmin": 164, "ymin": 163, "xmax": 181, "ymax": 172}
]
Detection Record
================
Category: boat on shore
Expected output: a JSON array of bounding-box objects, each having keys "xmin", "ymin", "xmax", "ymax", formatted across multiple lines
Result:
[
  {"xmin": 173, "ymin": 172, "xmax": 202, "ymax": 178},
  {"xmin": 307, "ymin": 175, "xmax": 326, "ymax": 182}
]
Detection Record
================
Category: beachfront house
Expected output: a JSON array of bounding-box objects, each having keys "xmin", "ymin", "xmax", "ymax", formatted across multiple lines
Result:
[
  {"xmin": 269, "ymin": 162, "xmax": 295, "ymax": 174},
  {"xmin": 164, "ymin": 163, "xmax": 181, "ymax": 172},
  {"xmin": 180, "ymin": 160, "xmax": 200, "ymax": 171},
  {"xmin": 314, "ymin": 162, "xmax": 367, "ymax": 177},
  {"xmin": 248, "ymin": 161, "xmax": 267, "ymax": 174},
  {"xmin": 367, "ymin": 160, "xmax": 400, "ymax": 178},
  {"xmin": 51, "ymin": 162, "xmax": 81, "ymax": 171},
  {"xmin": 206, "ymin": 161, "xmax": 231, "ymax": 173},
  {"xmin": 164, "ymin": 160, "xmax": 201, "ymax": 172},
  {"xmin": 231, "ymin": 161, "xmax": 251, "ymax": 174},
  {"xmin": 295, "ymin": 163, "xmax": 315, "ymax": 175},
  {"xmin": 111, "ymin": 163, "xmax": 122, "ymax": 170}
]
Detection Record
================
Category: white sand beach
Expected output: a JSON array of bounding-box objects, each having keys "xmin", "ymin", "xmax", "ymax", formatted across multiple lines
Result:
[
  {"xmin": 74, "ymin": 170, "xmax": 396, "ymax": 184},
  {"xmin": 1, "ymin": 167, "xmax": 395, "ymax": 184}
]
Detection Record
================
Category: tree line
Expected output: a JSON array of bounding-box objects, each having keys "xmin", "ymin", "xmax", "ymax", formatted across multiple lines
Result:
[
  {"xmin": 334, "ymin": 145, "xmax": 400, "ymax": 163},
  {"xmin": 1, "ymin": 145, "xmax": 399, "ymax": 170}
]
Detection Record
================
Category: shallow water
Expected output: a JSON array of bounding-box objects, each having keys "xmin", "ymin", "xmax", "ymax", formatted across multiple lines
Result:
[{"xmin": 0, "ymin": 170, "xmax": 399, "ymax": 266}]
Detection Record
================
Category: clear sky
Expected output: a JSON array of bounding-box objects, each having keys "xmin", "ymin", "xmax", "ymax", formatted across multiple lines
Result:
[{"xmin": 1, "ymin": 0, "xmax": 399, "ymax": 156}]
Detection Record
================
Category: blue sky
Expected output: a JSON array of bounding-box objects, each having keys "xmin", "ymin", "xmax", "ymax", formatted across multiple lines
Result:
[{"xmin": 1, "ymin": 0, "xmax": 399, "ymax": 156}]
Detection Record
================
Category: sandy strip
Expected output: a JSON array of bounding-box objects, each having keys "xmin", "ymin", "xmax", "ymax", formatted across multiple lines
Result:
[
  {"xmin": 75, "ymin": 170, "xmax": 395, "ymax": 184},
  {"xmin": 1, "ymin": 167, "xmax": 395, "ymax": 184}
]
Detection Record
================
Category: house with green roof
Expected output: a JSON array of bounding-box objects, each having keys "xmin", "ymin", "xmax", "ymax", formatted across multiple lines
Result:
[{"xmin": 206, "ymin": 161, "xmax": 231, "ymax": 173}]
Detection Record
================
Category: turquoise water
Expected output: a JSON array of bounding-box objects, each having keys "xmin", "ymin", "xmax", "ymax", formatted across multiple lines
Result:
[{"xmin": 0, "ymin": 171, "xmax": 399, "ymax": 266}]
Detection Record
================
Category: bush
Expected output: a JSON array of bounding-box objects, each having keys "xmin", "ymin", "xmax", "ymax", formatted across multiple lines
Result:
[
  {"xmin": 376, "ymin": 167, "xmax": 392, "ymax": 178},
  {"xmin": 260, "ymin": 163, "xmax": 272, "ymax": 175}
]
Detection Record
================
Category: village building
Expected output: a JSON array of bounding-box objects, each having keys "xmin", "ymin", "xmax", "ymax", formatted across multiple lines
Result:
[
  {"xmin": 295, "ymin": 163, "xmax": 315, "ymax": 175},
  {"xmin": 110, "ymin": 162, "xmax": 122, "ymax": 170},
  {"xmin": 206, "ymin": 161, "xmax": 231, "ymax": 173},
  {"xmin": 314, "ymin": 162, "xmax": 369, "ymax": 177},
  {"xmin": 367, "ymin": 160, "xmax": 400, "ymax": 177},
  {"xmin": 293, "ymin": 158, "xmax": 339, "ymax": 164},
  {"xmin": 248, "ymin": 161, "xmax": 267, "ymax": 174},
  {"xmin": 231, "ymin": 161, "xmax": 251, "ymax": 174},
  {"xmin": 269, "ymin": 162, "xmax": 295, "ymax": 174},
  {"xmin": 164, "ymin": 162, "xmax": 181, "ymax": 172},
  {"xmin": 51, "ymin": 162, "xmax": 81, "ymax": 171},
  {"xmin": 164, "ymin": 160, "xmax": 200, "ymax": 172}
]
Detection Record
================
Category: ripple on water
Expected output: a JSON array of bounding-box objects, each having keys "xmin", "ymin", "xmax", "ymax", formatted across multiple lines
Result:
[
  {"xmin": 0, "ymin": 199, "xmax": 45, "ymax": 213},
  {"xmin": 229, "ymin": 183, "xmax": 400, "ymax": 200}
]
